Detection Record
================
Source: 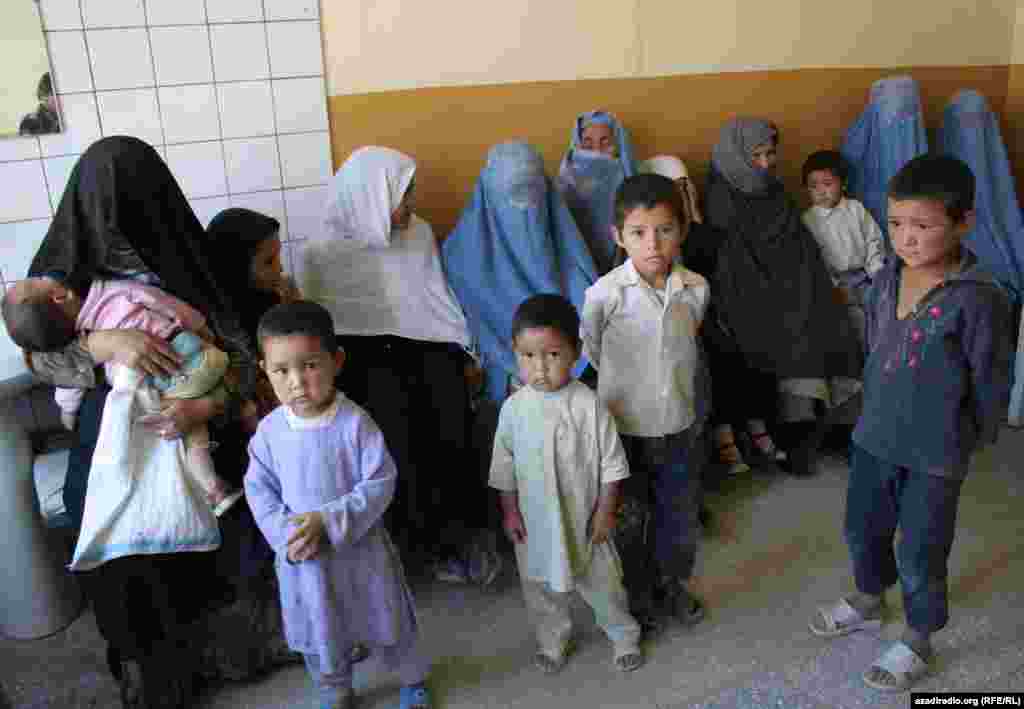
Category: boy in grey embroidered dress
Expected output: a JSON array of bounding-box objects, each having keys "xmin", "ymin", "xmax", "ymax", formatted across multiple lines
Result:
[
  {"xmin": 245, "ymin": 301, "xmax": 432, "ymax": 709},
  {"xmin": 809, "ymin": 156, "xmax": 1013, "ymax": 692},
  {"xmin": 490, "ymin": 294, "xmax": 642, "ymax": 674}
]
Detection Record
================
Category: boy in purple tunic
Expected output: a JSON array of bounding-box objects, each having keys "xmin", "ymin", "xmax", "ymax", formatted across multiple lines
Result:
[{"xmin": 245, "ymin": 301, "xmax": 432, "ymax": 709}]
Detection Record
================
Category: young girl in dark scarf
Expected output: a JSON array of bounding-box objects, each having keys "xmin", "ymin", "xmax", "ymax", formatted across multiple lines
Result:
[
  {"xmin": 703, "ymin": 118, "xmax": 863, "ymax": 477},
  {"xmin": 204, "ymin": 208, "xmax": 302, "ymax": 431},
  {"xmin": 24, "ymin": 137, "xmax": 297, "ymax": 708}
]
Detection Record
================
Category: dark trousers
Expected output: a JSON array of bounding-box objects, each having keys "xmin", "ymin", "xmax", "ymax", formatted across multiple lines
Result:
[
  {"xmin": 845, "ymin": 444, "xmax": 963, "ymax": 634},
  {"xmin": 614, "ymin": 430, "xmax": 699, "ymax": 616},
  {"xmin": 335, "ymin": 335, "xmax": 480, "ymax": 558}
]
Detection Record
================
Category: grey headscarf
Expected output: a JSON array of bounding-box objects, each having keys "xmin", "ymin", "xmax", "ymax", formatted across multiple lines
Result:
[{"xmin": 711, "ymin": 117, "xmax": 779, "ymax": 194}]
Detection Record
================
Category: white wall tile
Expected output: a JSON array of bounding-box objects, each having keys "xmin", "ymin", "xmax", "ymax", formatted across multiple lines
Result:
[
  {"xmin": 88, "ymin": 29, "xmax": 154, "ymax": 90},
  {"xmin": 40, "ymin": 0, "xmax": 83, "ymax": 31},
  {"xmin": 0, "ymin": 138, "xmax": 41, "ymax": 162},
  {"xmin": 264, "ymin": 0, "xmax": 319, "ymax": 21},
  {"xmin": 230, "ymin": 190, "xmax": 286, "ymax": 236},
  {"xmin": 217, "ymin": 81, "xmax": 274, "ymax": 139},
  {"xmin": 272, "ymin": 78, "xmax": 327, "ymax": 133},
  {"xmin": 267, "ymin": 21, "xmax": 324, "ymax": 78},
  {"xmin": 224, "ymin": 137, "xmax": 280, "ymax": 193},
  {"xmin": 150, "ymin": 26, "xmax": 213, "ymax": 85},
  {"xmin": 39, "ymin": 93, "xmax": 101, "ymax": 157},
  {"xmin": 146, "ymin": 0, "xmax": 206, "ymax": 26},
  {"xmin": 47, "ymin": 31, "xmax": 93, "ymax": 94},
  {"xmin": 82, "ymin": 0, "xmax": 145, "ymax": 28},
  {"xmin": 97, "ymin": 89, "xmax": 163, "ymax": 145},
  {"xmin": 165, "ymin": 142, "xmax": 227, "ymax": 198},
  {"xmin": 160, "ymin": 84, "xmax": 220, "ymax": 143},
  {"xmin": 283, "ymin": 185, "xmax": 326, "ymax": 242},
  {"xmin": 0, "ymin": 220, "xmax": 51, "ymax": 282},
  {"xmin": 205, "ymin": 0, "xmax": 263, "ymax": 23},
  {"xmin": 278, "ymin": 131, "xmax": 330, "ymax": 188},
  {"xmin": 0, "ymin": 162, "xmax": 52, "ymax": 222},
  {"xmin": 189, "ymin": 196, "xmax": 230, "ymax": 228},
  {"xmin": 42, "ymin": 155, "xmax": 80, "ymax": 211},
  {"xmin": 210, "ymin": 24, "xmax": 269, "ymax": 82}
]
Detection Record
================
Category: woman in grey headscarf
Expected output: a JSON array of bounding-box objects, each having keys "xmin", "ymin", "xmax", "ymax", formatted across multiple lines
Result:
[{"xmin": 703, "ymin": 118, "xmax": 862, "ymax": 476}]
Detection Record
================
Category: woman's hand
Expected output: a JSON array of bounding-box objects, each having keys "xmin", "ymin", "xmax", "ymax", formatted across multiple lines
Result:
[
  {"xmin": 86, "ymin": 329, "xmax": 182, "ymax": 379},
  {"xmin": 139, "ymin": 396, "xmax": 220, "ymax": 440}
]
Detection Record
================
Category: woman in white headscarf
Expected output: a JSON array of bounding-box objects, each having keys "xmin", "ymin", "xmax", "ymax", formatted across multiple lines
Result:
[{"xmin": 299, "ymin": 146, "xmax": 500, "ymax": 586}]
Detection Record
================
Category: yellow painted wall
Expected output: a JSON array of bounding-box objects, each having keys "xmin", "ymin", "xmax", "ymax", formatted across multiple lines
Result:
[
  {"xmin": 1005, "ymin": 2, "xmax": 1024, "ymax": 180},
  {"xmin": 323, "ymin": 0, "xmax": 1017, "ymax": 96},
  {"xmin": 321, "ymin": 0, "xmax": 1024, "ymax": 232}
]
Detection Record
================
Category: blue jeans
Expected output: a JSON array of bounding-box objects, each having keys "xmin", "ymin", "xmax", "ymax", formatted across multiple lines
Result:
[
  {"xmin": 845, "ymin": 444, "xmax": 963, "ymax": 633},
  {"xmin": 615, "ymin": 430, "xmax": 699, "ymax": 616}
]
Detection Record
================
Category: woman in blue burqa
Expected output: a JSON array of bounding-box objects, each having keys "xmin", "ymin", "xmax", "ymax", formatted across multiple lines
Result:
[{"xmin": 556, "ymin": 110, "xmax": 637, "ymax": 274}]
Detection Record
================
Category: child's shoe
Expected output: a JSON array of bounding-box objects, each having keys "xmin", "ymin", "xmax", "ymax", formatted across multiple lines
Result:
[
  {"xmin": 662, "ymin": 581, "xmax": 706, "ymax": 627},
  {"xmin": 613, "ymin": 646, "xmax": 644, "ymax": 673},
  {"xmin": 433, "ymin": 556, "xmax": 469, "ymax": 584},
  {"xmin": 399, "ymin": 683, "xmax": 432, "ymax": 709}
]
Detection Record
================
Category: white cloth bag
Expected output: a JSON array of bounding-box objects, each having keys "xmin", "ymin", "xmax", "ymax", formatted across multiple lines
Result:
[{"xmin": 70, "ymin": 364, "xmax": 220, "ymax": 571}]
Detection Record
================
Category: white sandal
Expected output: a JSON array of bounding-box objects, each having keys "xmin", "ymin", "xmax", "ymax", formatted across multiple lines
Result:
[
  {"xmin": 863, "ymin": 641, "xmax": 930, "ymax": 692},
  {"xmin": 809, "ymin": 597, "xmax": 883, "ymax": 638}
]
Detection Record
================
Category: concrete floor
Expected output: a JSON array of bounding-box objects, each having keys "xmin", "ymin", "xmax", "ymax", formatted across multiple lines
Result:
[{"xmin": 3, "ymin": 430, "xmax": 1023, "ymax": 708}]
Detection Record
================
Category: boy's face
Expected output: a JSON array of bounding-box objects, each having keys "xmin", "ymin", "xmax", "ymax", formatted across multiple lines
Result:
[
  {"xmin": 580, "ymin": 122, "xmax": 616, "ymax": 157},
  {"xmin": 614, "ymin": 203, "xmax": 687, "ymax": 289},
  {"xmin": 261, "ymin": 334, "xmax": 344, "ymax": 418},
  {"xmin": 513, "ymin": 326, "xmax": 578, "ymax": 393},
  {"xmin": 750, "ymin": 142, "xmax": 778, "ymax": 173},
  {"xmin": 250, "ymin": 235, "xmax": 284, "ymax": 294},
  {"xmin": 888, "ymin": 198, "xmax": 973, "ymax": 271},
  {"xmin": 806, "ymin": 169, "xmax": 843, "ymax": 208},
  {"xmin": 8, "ymin": 276, "xmax": 79, "ymax": 320}
]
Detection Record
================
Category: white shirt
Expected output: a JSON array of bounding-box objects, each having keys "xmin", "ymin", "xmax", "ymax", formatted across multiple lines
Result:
[
  {"xmin": 581, "ymin": 260, "xmax": 709, "ymax": 437},
  {"xmin": 802, "ymin": 197, "xmax": 885, "ymax": 279}
]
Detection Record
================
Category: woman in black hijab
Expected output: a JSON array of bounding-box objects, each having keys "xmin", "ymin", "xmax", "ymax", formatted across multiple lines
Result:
[
  {"xmin": 26, "ymin": 137, "xmax": 296, "ymax": 708},
  {"xmin": 702, "ymin": 118, "xmax": 862, "ymax": 476}
]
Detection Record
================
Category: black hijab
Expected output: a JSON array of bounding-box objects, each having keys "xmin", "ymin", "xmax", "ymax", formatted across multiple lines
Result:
[
  {"xmin": 205, "ymin": 208, "xmax": 282, "ymax": 342},
  {"xmin": 28, "ymin": 137, "xmax": 243, "ymax": 345},
  {"xmin": 704, "ymin": 119, "xmax": 861, "ymax": 379}
]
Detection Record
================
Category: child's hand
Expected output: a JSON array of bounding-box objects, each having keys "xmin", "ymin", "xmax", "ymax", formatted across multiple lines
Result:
[
  {"xmin": 502, "ymin": 509, "xmax": 527, "ymax": 545},
  {"xmin": 286, "ymin": 511, "xmax": 326, "ymax": 562},
  {"xmin": 588, "ymin": 504, "xmax": 617, "ymax": 545}
]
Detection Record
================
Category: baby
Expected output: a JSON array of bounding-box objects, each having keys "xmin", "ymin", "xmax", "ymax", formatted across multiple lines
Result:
[{"xmin": 2, "ymin": 275, "xmax": 242, "ymax": 515}]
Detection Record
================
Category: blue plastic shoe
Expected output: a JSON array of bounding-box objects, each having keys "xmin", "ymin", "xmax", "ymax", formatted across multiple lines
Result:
[
  {"xmin": 399, "ymin": 683, "xmax": 432, "ymax": 709},
  {"xmin": 148, "ymin": 330, "xmax": 229, "ymax": 398}
]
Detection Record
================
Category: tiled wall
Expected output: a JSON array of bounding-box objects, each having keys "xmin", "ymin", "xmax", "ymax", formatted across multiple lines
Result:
[{"xmin": 0, "ymin": 0, "xmax": 331, "ymax": 380}]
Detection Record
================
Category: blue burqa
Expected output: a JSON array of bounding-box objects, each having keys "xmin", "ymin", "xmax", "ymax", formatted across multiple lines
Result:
[
  {"xmin": 939, "ymin": 89, "xmax": 1024, "ymax": 299},
  {"xmin": 443, "ymin": 142, "xmax": 599, "ymax": 403},
  {"xmin": 841, "ymin": 76, "xmax": 929, "ymax": 251},
  {"xmin": 557, "ymin": 111, "xmax": 637, "ymax": 274},
  {"xmin": 938, "ymin": 89, "xmax": 1024, "ymax": 423}
]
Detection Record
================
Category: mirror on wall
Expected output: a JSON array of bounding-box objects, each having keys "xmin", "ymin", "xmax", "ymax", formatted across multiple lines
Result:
[{"xmin": 2, "ymin": 1, "xmax": 62, "ymax": 138}]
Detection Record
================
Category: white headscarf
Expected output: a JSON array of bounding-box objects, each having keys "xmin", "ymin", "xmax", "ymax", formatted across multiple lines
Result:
[
  {"xmin": 323, "ymin": 146, "xmax": 416, "ymax": 248},
  {"xmin": 303, "ymin": 146, "xmax": 472, "ymax": 347},
  {"xmin": 639, "ymin": 154, "xmax": 703, "ymax": 224}
]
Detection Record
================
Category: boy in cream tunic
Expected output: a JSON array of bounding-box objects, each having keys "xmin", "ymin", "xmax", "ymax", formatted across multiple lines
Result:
[{"xmin": 490, "ymin": 294, "xmax": 642, "ymax": 675}]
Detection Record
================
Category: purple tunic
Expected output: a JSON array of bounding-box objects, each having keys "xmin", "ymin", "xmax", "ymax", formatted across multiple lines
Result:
[{"xmin": 244, "ymin": 394, "xmax": 418, "ymax": 673}]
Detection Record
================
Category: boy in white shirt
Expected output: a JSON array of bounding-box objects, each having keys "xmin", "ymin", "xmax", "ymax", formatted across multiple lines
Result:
[
  {"xmin": 802, "ymin": 150, "xmax": 886, "ymax": 339},
  {"xmin": 582, "ymin": 174, "xmax": 710, "ymax": 633},
  {"xmin": 490, "ymin": 294, "xmax": 642, "ymax": 674}
]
